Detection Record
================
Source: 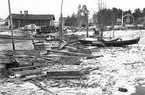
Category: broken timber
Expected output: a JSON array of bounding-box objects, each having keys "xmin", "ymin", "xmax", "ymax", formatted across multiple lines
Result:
[
  {"xmin": 46, "ymin": 69, "xmax": 83, "ymax": 79},
  {"xmin": 9, "ymin": 66, "xmax": 42, "ymax": 78},
  {"xmin": 46, "ymin": 50, "xmax": 102, "ymax": 57}
]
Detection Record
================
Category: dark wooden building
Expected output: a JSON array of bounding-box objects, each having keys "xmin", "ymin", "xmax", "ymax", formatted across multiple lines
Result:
[
  {"xmin": 6, "ymin": 11, "xmax": 55, "ymax": 28},
  {"xmin": 77, "ymin": 15, "xmax": 88, "ymax": 27}
]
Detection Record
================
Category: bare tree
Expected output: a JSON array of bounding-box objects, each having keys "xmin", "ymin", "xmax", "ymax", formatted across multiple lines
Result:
[{"xmin": 97, "ymin": 0, "xmax": 106, "ymax": 40}]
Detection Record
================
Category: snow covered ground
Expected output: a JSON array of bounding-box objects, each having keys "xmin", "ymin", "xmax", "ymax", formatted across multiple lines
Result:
[{"xmin": 0, "ymin": 29, "xmax": 145, "ymax": 95}]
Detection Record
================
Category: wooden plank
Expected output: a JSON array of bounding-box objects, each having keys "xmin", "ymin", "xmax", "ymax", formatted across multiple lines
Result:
[
  {"xmin": 3, "ymin": 74, "xmax": 46, "ymax": 82},
  {"xmin": 46, "ymin": 70, "xmax": 82, "ymax": 79},
  {"xmin": 3, "ymin": 50, "xmax": 41, "ymax": 57},
  {"xmin": 9, "ymin": 66, "xmax": 42, "ymax": 77},
  {"xmin": 0, "ymin": 34, "xmax": 48, "ymax": 40},
  {"xmin": 47, "ymin": 76, "xmax": 81, "ymax": 79},
  {"xmin": 46, "ymin": 50, "xmax": 99, "ymax": 57}
]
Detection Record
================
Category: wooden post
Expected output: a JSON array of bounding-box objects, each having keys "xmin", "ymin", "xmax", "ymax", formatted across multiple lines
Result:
[
  {"xmin": 40, "ymin": 20, "xmax": 41, "ymax": 26},
  {"xmin": 58, "ymin": 0, "xmax": 64, "ymax": 50},
  {"xmin": 112, "ymin": 12, "xmax": 115, "ymax": 39},
  {"xmin": 122, "ymin": 10, "xmax": 124, "ymax": 26},
  {"xmin": 50, "ymin": 20, "xmax": 51, "ymax": 26},
  {"xmin": 45, "ymin": 20, "xmax": 47, "ymax": 26},
  {"xmin": 19, "ymin": 20, "xmax": 21, "ymax": 28},
  {"xmin": 59, "ymin": 0, "xmax": 63, "ymax": 40},
  {"xmin": 86, "ymin": 14, "xmax": 89, "ymax": 37},
  {"xmin": 36, "ymin": 20, "xmax": 38, "ymax": 26},
  {"xmin": 8, "ymin": 0, "xmax": 15, "ymax": 50},
  {"xmin": 100, "ymin": 10, "xmax": 104, "ymax": 40}
]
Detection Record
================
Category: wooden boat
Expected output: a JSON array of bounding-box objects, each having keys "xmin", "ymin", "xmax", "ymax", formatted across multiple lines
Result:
[
  {"xmin": 100, "ymin": 37, "xmax": 140, "ymax": 47},
  {"xmin": 79, "ymin": 37, "xmax": 140, "ymax": 47},
  {"xmin": 78, "ymin": 37, "xmax": 105, "ymax": 47}
]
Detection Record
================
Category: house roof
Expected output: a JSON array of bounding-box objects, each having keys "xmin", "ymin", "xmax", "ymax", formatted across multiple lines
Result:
[
  {"xmin": 6, "ymin": 14, "xmax": 55, "ymax": 20},
  {"xmin": 122, "ymin": 14, "xmax": 134, "ymax": 19}
]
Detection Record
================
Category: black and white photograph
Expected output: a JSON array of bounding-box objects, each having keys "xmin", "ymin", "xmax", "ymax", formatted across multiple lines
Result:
[{"xmin": 0, "ymin": 0, "xmax": 145, "ymax": 95}]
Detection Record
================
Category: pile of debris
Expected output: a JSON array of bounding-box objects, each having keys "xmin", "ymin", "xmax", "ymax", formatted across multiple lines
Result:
[
  {"xmin": 0, "ymin": 48, "xmax": 101, "ymax": 76},
  {"xmin": 0, "ymin": 38, "xmax": 103, "ymax": 94}
]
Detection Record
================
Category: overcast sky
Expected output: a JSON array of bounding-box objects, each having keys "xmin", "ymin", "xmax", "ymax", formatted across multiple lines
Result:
[{"xmin": 0, "ymin": 0, "xmax": 145, "ymax": 21}]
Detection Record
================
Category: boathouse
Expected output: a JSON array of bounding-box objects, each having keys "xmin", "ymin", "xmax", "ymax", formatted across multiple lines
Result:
[
  {"xmin": 6, "ymin": 10, "xmax": 55, "ymax": 28},
  {"xmin": 122, "ymin": 14, "xmax": 134, "ymax": 25}
]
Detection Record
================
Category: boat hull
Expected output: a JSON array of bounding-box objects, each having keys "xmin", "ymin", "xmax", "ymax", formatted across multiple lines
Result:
[
  {"xmin": 101, "ymin": 37, "xmax": 140, "ymax": 47},
  {"xmin": 79, "ymin": 37, "xmax": 140, "ymax": 47}
]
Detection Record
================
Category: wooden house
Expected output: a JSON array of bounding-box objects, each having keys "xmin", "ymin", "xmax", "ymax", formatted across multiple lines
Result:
[{"xmin": 6, "ymin": 11, "xmax": 55, "ymax": 28}]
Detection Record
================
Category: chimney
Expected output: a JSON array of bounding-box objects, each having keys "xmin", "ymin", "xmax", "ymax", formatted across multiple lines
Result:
[
  {"xmin": 24, "ymin": 10, "xmax": 28, "ymax": 15},
  {"xmin": 20, "ymin": 11, "xmax": 23, "ymax": 15}
]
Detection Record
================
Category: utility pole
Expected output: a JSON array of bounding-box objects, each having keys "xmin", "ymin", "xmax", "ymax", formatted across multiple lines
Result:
[{"xmin": 8, "ymin": 0, "xmax": 15, "ymax": 50}]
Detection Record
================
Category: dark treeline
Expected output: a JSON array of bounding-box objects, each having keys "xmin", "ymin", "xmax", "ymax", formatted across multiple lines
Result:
[
  {"xmin": 94, "ymin": 8, "xmax": 123, "ymax": 26},
  {"xmin": 94, "ymin": 7, "xmax": 145, "ymax": 26},
  {"xmin": 64, "ymin": 14, "xmax": 78, "ymax": 26},
  {"xmin": 63, "ymin": 5, "xmax": 89, "ymax": 27},
  {"xmin": 63, "ymin": 6, "xmax": 145, "ymax": 27}
]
